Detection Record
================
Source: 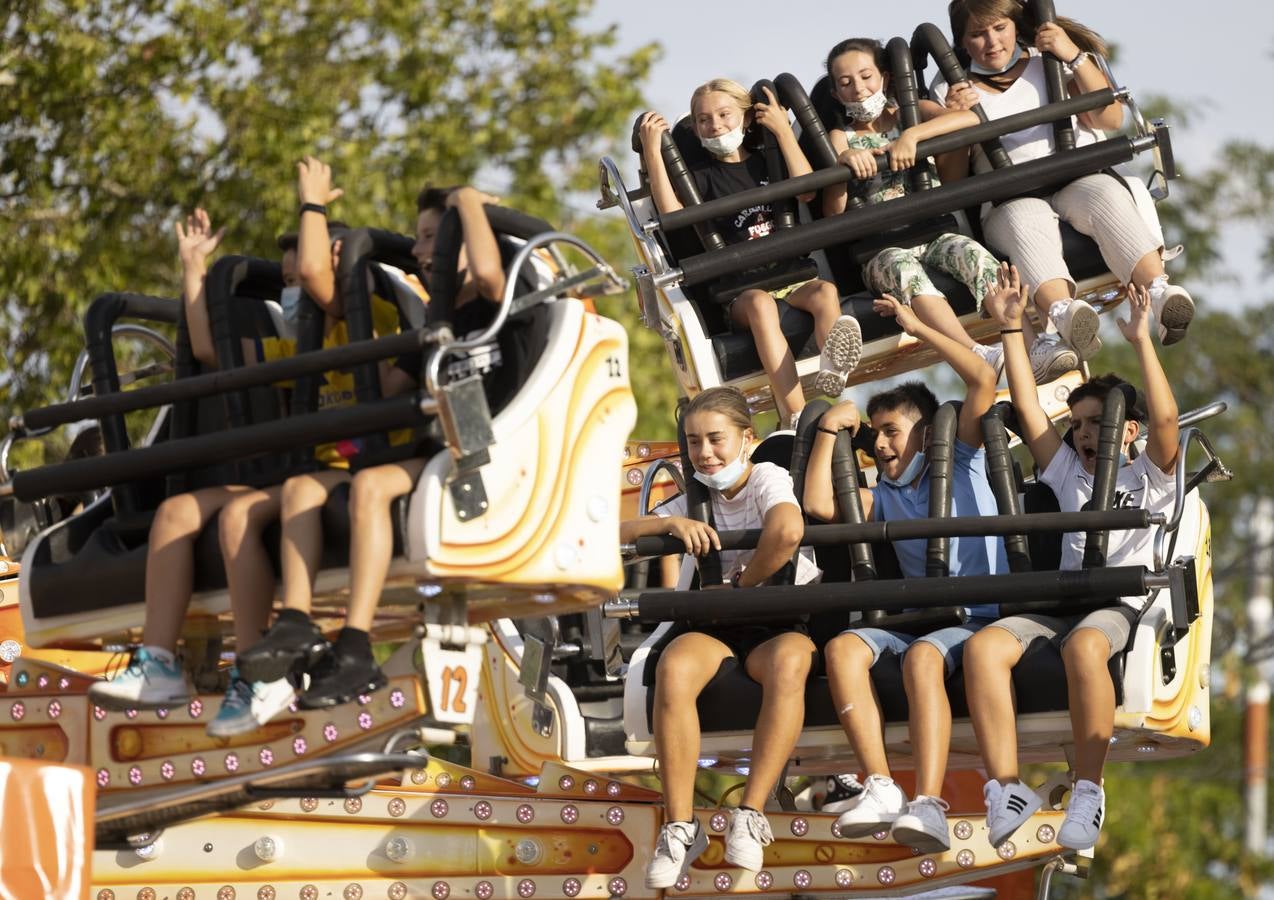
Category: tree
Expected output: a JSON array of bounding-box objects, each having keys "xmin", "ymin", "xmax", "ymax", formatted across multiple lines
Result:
[{"xmin": 0, "ymin": 0, "xmax": 658, "ymax": 462}]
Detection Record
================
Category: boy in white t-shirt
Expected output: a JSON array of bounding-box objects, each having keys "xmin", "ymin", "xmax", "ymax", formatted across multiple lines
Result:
[{"xmin": 963, "ymin": 264, "xmax": 1180, "ymax": 852}]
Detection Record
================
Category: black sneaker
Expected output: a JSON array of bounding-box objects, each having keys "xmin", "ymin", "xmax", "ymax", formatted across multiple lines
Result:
[
  {"xmin": 237, "ymin": 614, "xmax": 328, "ymax": 684},
  {"xmin": 821, "ymin": 774, "xmax": 865, "ymax": 814},
  {"xmin": 298, "ymin": 645, "xmax": 388, "ymax": 709}
]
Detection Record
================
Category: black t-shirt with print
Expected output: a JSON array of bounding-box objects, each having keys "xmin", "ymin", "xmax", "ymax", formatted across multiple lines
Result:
[{"xmin": 690, "ymin": 153, "xmax": 780, "ymax": 246}]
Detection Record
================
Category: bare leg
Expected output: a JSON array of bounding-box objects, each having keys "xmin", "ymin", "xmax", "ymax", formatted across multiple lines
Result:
[
  {"xmin": 1032, "ymin": 277, "xmax": 1076, "ymax": 321},
  {"xmin": 1129, "ymin": 249, "xmax": 1165, "ymax": 289},
  {"xmin": 963, "ymin": 627, "xmax": 1027, "ymax": 782},
  {"xmin": 824, "ymin": 633, "xmax": 891, "ymax": 778},
  {"xmin": 731, "ymin": 290, "xmax": 802, "ymax": 422},
  {"xmin": 1061, "ymin": 628, "xmax": 1117, "ymax": 783},
  {"xmin": 653, "ymin": 632, "xmax": 735, "ymax": 821},
  {"xmin": 218, "ymin": 486, "xmax": 283, "ymax": 650},
  {"xmin": 904, "ymin": 642, "xmax": 953, "ymax": 798},
  {"xmin": 142, "ymin": 485, "xmax": 251, "ymax": 651},
  {"xmin": 344, "ymin": 459, "xmax": 426, "ymax": 632},
  {"xmin": 739, "ymin": 632, "xmax": 816, "ymax": 810},
  {"xmin": 279, "ymin": 469, "xmax": 350, "ymax": 616},
  {"xmin": 911, "ymin": 294, "xmax": 978, "ymax": 349},
  {"xmin": 784, "ymin": 280, "xmax": 842, "ymax": 348}
]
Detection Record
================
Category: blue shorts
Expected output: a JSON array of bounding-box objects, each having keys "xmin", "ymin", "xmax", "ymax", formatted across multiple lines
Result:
[{"xmin": 842, "ymin": 617, "xmax": 996, "ymax": 678}]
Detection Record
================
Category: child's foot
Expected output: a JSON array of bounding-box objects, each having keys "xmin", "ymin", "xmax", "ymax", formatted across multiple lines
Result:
[
  {"xmin": 237, "ymin": 610, "xmax": 328, "ymax": 684},
  {"xmin": 1057, "ymin": 779, "xmax": 1105, "ymax": 850},
  {"xmin": 1048, "ymin": 298, "xmax": 1102, "ymax": 360},
  {"xmin": 1028, "ymin": 334, "xmax": 1079, "ymax": 384},
  {"xmin": 1148, "ymin": 278, "xmax": 1194, "ymax": 345},
  {"xmin": 723, "ymin": 807, "xmax": 773, "ymax": 871},
  {"xmin": 298, "ymin": 630, "xmax": 386, "ymax": 709},
  {"xmin": 815, "ymin": 315, "xmax": 863, "ymax": 396},
  {"xmin": 833, "ymin": 773, "xmax": 907, "ymax": 838},
  {"xmin": 206, "ymin": 668, "xmax": 297, "ymax": 738},
  {"xmin": 645, "ymin": 820, "xmax": 708, "ymax": 889},
  {"xmin": 891, "ymin": 795, "xmax": 951, "ymax": 853},
  {"xmin": 88, "ymin": 647, "xmax": 191, "ymax": 711},
  {"xmin": 984, "ymin": 779, "xmax": 1043, "ymax": 848},
  {"xmin": 820, "ymin": 774, "xmax": 865, "ymax": 814}
]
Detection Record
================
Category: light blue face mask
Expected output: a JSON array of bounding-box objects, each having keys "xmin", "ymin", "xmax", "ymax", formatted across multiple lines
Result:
[
  {"xmin": 970, "ymin": 43, "xmax": 1024, "ymax": 75},
  {"xmin": 879, "ymin": 450, "xmax": 927, "ymax": 488},
  {"xmin": 693, "ymin": 444, "xmax": 749, "ymax": 492},
  {"xmin": 279, "ymin": 286, "xmax": 303, "ymax": 323}
]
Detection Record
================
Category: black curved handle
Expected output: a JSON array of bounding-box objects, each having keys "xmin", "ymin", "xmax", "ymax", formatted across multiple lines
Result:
[
  {"xmin": 775, "ymin": 72, "xmax": 838, "ymax": 170},
  {"xmin": 887, "ymin": 36, "xmax": 932, "ymax": 193},
  {"xmin": 751, "ymin": 78, "xmax": 797, "ymax": 232},
  {"xmin": 981, "ymin": 402, "xmax": 1032, "ymax": 572},
  {"xmin": 831, "ymin": 429, "xmax": 877, "ymax": 583},
  {"xmin": 1082, "ymin": 383, "xmax": 1131, "ymax": 567},
  {"xmin": 658, "ymin": 132, "xmax": 728, "ymax": 252},
  {"xmin": 911, "ymin": 22, "xmax": 1012, "ymax": 170},
  {"xmin": 677, "ymin": 404, "xmax": 722, "ymax": 587},
  {"xmin": 1031, "ymin": 0, "xmax": 1077, "ymax": 151},
  {"xmin": 925, "ymin": 400, "xmax": 960, "ymax": 577}
]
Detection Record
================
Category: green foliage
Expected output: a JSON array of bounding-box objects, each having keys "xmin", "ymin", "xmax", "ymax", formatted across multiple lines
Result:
[{"xmin": 0, "ymin": 0, "xmax": 658, "ymax": 454}]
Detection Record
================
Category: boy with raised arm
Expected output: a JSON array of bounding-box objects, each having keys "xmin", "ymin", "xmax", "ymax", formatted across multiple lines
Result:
[
  {"xmin": 963, "ymin": 265, "xmax": 1179, "ymax": 851},
  {"xmin": 802, "ymin": 293, "xmax": 1005, "ymax": 853}
]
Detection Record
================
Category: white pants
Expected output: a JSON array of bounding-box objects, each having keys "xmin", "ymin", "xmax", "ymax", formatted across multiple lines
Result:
[{"xmin": 982, "ymin": 173, "xmax": 1162, "ymax": 293}]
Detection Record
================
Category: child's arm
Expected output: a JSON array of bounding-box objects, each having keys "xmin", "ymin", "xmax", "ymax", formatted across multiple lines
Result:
[
  {"xmin": 803, "ymin": 400, "xmax": 874, "ymax": 522},
  {"xmin": 888, "ymin": 103, "xmax": 979, "ymax": 172},
  {"xmin": 1035, "ymin": 22, "xmax": 1123, "ymax": 132},
  {"xmin": 874, "ymin": 294, "xmax": 997, "ymax": 447},
  {"xmin": 620, "ymin": 514, "xmax": 720, "ymax": 557},
  {"xmin": 638, "ymin": 111, "xmax": 684, "ymax": 215},
  {"xmin": 754, "ymin": 86, "xmax": 816, "ymax": 203},
  {"xmin": 931, "ymin": 82, "xmax": 981, "ymax": 184},
  {"xmin": 174, "ymin": 208, "xmax": 225, "ymax": 368},
  {"xmin": 1119, "ymin": 283, "xmax": 1179, "ymax": 472},
  {"xmin": 296, "ymin": 156, "xmax": 344, "ymax": 316},
  {"xmin": 447, "ymin": 186, "xmax": 506, "ymax": 302},
  {"xmin": 736, "ymin": 501, "xmax": 804, "ymax": 588},
  {"xmin": 823, "ymin": 128, "xmax": 852, "ymax": 216},
  {"xmin": 982, "ymin": 263, "xmax": 1064, "ymax": 469}
]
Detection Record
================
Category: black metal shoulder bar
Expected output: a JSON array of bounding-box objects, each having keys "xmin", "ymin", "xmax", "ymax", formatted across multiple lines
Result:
[
  {"xmin": 1082, "ymin": 383, "xmax": 1131, "ymax": 567},
  {"xmin": 775, "ymin": 72, "xmax": 837, "ymax": 170},
  {"xmin": 659, "ymin": 132, "xmax": 728, "ymax": 253},
  {"xmin": 676, "ymin": 407, "xmax": 722, "ymax": 585},
  {"xmin": 926, "ymin": 401, "xmax": 959, "ymax": 577},
  {"xmin": 635, "ymin": 565, "xmax": 1150, "ymax": 624},
  {"xmin": 659, "ymin": 87, "xmax": 1117, "ymax": 237},
  {"xmin": 1033, "ymin": 0, "xmax": 1077, "ymax": 152},
  {"xmin": 676, "ymin": 134, "xmax": 1138, "ymax": 287},
  {"xmin": 981, "ymin": 402, "xmax": 1032, "ymax": 571},
  {"xmin": 888, "ymin": 36, "xmax": 931, "ymax": 194}
]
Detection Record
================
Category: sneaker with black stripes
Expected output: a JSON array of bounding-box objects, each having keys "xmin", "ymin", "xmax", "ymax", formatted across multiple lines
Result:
[
  {"xmin": 820, "ymin": 774, "xmax": 865, "ymax": 814},
  {"xmin": 984, "ymin": 779, "xmax": 1042, "ymax": 848},
  {"xmin": 1057, "ymin": 779, "xmax": 1105, "ymax": 850}
]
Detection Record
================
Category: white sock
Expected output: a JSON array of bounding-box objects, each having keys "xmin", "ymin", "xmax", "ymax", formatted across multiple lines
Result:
[
  {"xmin": 1147, "ymin": 274, "xmax": 1169, "ymax": 301},
  {"xmin": 970, "ymin": 343, "xmax": 994, "ymax": 361}
]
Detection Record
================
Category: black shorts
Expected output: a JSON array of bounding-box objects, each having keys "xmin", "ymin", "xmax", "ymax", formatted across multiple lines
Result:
[{"xmin": 673, "ymin": 620, "xmax": 812, "ymax": 667}]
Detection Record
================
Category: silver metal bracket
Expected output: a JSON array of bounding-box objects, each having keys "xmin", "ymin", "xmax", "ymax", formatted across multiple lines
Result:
[
  {"xmin": 633, "ymin": 265, "xmax": 661, "ymax": 330},
  {"xmin": 438, "ymin": 374, "xmax": 495, "ymax": 521},
  {"xmin": 448, "ymin": 468, "xmax": 489, "ymax": 522}
]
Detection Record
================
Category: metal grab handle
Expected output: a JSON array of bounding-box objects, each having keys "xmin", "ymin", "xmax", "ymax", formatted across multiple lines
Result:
[{"xmin": 638, "ymin": 457, "xmax": 685, "ymax": 517}]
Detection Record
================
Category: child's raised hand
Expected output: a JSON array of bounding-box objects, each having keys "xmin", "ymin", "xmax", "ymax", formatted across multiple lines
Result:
[
  {"xmin": 945, "ymin": 81, "xmax": 981, "ymax": 112},
  {"xmin": 638, "ymin": 111, "xmax": 670, "ymax": 149},
  {"xmin": 448, "ymin": 186, "xmax": 502, "ymax": 208},
  {"xmin": 666, "ymin": 516, "xmax": 721, "ymax": 557},
  {"xmin": 174, "ymin": 208, "xmax": 225, "ymax": 271},
  {"xmin": 873, "ymin": 294, "xmax": 921, "ymax": 335},
  {"xmin": 889, "ymin": 131, "xmax": 919, "ymax": 171},
  {"xmin": 837, "ymin": 147, "xmax": 880, "ymax": 180},
  {"xmin": 297, "ymin": 155, "xmax": 343, "ymax": 207},
  {"xmin": 821, "ymin": 399, "xmax": 862, "ymax": 435},
  {"xmin": 982, "ymin": 262, "xmax": 1029, "ymax": 327},
  {"xmin": 753, "ymin": 86, "xmax": 792, "ymax": 137},
  {"xmin": 1117, "ymin": 283, "xmax": 1153, "ymax": 344}
]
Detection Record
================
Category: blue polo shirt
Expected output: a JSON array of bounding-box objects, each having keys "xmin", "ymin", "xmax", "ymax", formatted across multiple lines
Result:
[{"xmin": 871, "ymin": 439, "xmax": 1004, "ymax": 619}]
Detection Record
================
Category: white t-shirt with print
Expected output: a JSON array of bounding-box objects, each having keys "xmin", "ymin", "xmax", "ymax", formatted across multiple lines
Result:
[
  {"xmin": 656, "ymin": 461, "xmax": 821, "ymax": 586},
  {"xmin": 1040, "ymin": 442, "xmax": 1176, "ymax": 606}
]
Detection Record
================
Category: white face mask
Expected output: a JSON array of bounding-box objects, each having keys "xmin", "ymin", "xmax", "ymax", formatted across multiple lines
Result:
[
  {"xmin": 844, "ymin": 88, "xmax": 889, "ymax": 123},
  {"xmin": 970, "ymin": 43, "xmax": 1024, "ymax": 75},
  {"xmin": 279, "ymin": 285, "xmax": 303, "ymax": 323},
  {"xmin": 879, "ymin": 449, "xmax": 927, "ymax": 488},
  {"xmin": 693, "ymin": 443, "xmax": 749, "ymax": 492},
  {"xmin": 700, "ymin": 125, "xmax": 746, "ymax": 158}
]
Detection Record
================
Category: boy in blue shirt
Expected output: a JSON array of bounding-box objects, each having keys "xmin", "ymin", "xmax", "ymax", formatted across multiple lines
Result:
[{"xmin": 804, "ymin": 293, "xmax": 1006, "ymax": 853}]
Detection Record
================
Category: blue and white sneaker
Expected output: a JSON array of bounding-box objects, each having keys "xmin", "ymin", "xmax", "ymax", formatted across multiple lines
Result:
[
  {"xmin": 88, "ymin": 646, "xmax": 191, "ymax": 711},
  {"xmin": 206, "ymin": 669, "xmax": 297, "ymax": 738}
]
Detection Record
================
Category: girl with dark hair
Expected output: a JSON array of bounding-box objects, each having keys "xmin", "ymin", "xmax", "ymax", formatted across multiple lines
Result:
[
  {"xmin": 821, "ymin": 38, "xmax": 1050, "ymax": 382},
  {"xmin": 620, "ymin": 386, "xmax": 819, "ymax": 887},
  {"xmin": 936, "ymin": 0, "xmax": 1194, "ymax": 376}
]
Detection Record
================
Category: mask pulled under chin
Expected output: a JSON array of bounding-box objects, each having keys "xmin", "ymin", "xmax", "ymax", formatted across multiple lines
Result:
[
  {"xmin": 879, "ymin": 450, "xmax": 927, "ymax": 488},
  {"xmin": 701, "ymin": 125, "xmax": 746, "ymax": 158},
  {"xmin": 844, "ymin": 88, "xmax": 889, "ymax": 123},
  {"xmin": 279, "ymin": 286, "xmax": 303, "ymax": 323},
  {"xmin": 969, "ymin": 43, "xmax": 1025, "ymax": 75},
  {"xmin": 693, "ymin": 445, "xmax": 749, "ymax": 492}
]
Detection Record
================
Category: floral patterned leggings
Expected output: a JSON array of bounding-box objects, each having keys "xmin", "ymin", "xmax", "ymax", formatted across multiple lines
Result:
[{"xmin": 862, "ymin": 233, "xmax": 1000, "ymax": 312}]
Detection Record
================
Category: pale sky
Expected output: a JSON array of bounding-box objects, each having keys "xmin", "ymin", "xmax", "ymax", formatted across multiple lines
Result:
[{"xmin": 589, "ymin": 0, "xmax": 1274, "ymax": 299}]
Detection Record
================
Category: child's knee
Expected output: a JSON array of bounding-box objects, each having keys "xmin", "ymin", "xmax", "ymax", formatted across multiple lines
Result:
[
  {"xmin": 217, "ymin": 496, "xmax": 254, "ymax": 545},
  {"xmin": 734, "ymin": 290, "xmax": 776, "ymax": 320},
  {"xmin": 350, "ymin": 471, "xmax": 393, "ymax": 517},
  {"xmin": 1062, "ymin": 628, "xmax": 1111, "ymax": 668},
  {"xmin": 826, "ymin": 633, "xmax": 873, "ymax": 675},
  {"xmin": 965, "ymin": 626, "xmax": 1015, "ymax": 667},
  {"xmin": 903, "ymin": 641, "xmax": 947, "ymax": 682},
  {"xmin": 153, "ymin": 493, "xmax": 202, "ymax": 536}
]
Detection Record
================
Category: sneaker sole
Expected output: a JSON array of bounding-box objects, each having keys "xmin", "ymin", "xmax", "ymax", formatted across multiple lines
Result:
[
  {"xmin": 1034, "ymin": 347, "xmax": 1079, "ymax": 385},
  {"xmin": 1056, "ymin": 827, "xmax": 1099, "ymax": 851},
  {"xmin": 723, "ymin": 848, "xmax": 765, "ymax": 871},
  {"xmin": 645, "ymin": 833, "xmax": 709, "ymax": 889},
  {"xmin": 1157, "ymin": 292, "xmax": 1194, "ymax": 346},
  {"xmin": 835, "ymin": 816, "xmax": 899, "ymax": 839},
  {"xmin": 822, "ymin": 317, "xmax": 863, "ymax": 374},
  {"xmin": 813, "ymin": 369, "xmax": 848, "ymax": 397},
  {"xmin": 238, "ymin": 639, "xmax": 328, "ymax": 684},
  {"xmin": 88, "ymin": 689, "xmax": 191, "ymax": 712},
  {"xmin": 890, "ymin": 822, "xmax": 950, "ymax": 854},
  {"xmin": 298, "ymin": 672, "xmax": 388, "ymax": 710},
  {"xmin": 206, "ymin": 692, "xmax": 298, "ymax": 739},
  {"xmin": 988, "ymin": 796, "xmax": 1043, "ymax": 848},
  {"xmin": 821, "ymin": 797, "xmax": 865, "ymax": 815},
  {"xmin": 1061, "ymin": 304, "xmax": 1101, "ymax": 360}
]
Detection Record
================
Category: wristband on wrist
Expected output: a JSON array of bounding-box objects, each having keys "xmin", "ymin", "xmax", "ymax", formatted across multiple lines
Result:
[
  {"xmin": 299, "ymin": 202, "xmax": 328, "ymax": 217},
  {"xmin": 817, "ymin": 426, "xmax": 840, "ymax": 436},
  {"xmin": 999, "ymin": 327, "xmax": 1024, "ymax": 334}
]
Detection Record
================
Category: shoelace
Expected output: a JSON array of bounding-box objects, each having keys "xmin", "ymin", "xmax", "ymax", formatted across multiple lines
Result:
[
  {"xmin": 219, "ymin": 679, "xmax": 253, "ymax": 712},
  {"xmin": 102, "ymin": 648, "xmax": 136, "ymax": 683},
  {"xmin": 1068, "ymin": 787, "xmax": 1103, "ymax": 823},
  {"xmin": 736, "ymin": 810, "xmax": 774, "ymax": 846},
  {"xmin": 832, "ymin": 774, "xmax": 861, "ymax": 792},
  {"xmin": 655, "ymin": 823, "xmax": 696, "ymax": 858},
  {"xmin": 914, "ymin": 796, "xmax": 951, "ymax": 816}
]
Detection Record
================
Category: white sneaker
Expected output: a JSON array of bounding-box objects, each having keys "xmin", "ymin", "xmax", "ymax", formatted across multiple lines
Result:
[
  {"xmin": 723, "ymin": 807, "xmax": 773, "ymax": 871},
  {"xmin": 984, "ymin": 779, "xmax": 1042, "ymax": 848},
  {"xmin": 1057, "ymin": 779, "xmax": 1106, "ymax": 850},
  {"xmin": 821, "ymin": 774, "xmax": 865, "ymax": 814},
  {"xmin": 833, "ymin": 773, "xmax": 908, "ymax": 838},
  {"xmin": 88, "ymin": 647, "xmax": 192, "ymax": 711},
  {"xmin": 645, "ymin": 819, "xmax": 708, "ymax": 889},
  {"xmin": 206, "ymin": 669, "xmax": 297, "ymax": 738},
  {"xmin": 815, "ymin": 315, "xmax": 863, "ymax": 396},
  {"xmin": 1048, "ymin": 298, "xmax": 1102, "ymax": 360},
  {"xmin": 1149, "ymin": 280, "xmax": 1194, "ymax": 346},
  {"xmin": 974, "ymin": 343, "xmax": 1005, "ymax": 381},
  {"xmin": 1028, "ymin": 334, "xmax": 1079, "ymax": 384},
  {"xmin": 891, "ymin": 795, "xmax": 951, "ymax": 853}
]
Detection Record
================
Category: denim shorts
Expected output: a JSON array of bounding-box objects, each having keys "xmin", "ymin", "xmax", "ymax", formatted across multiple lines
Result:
[
  {"xmin": 986, "ymin": 606, "xmax": 1138, "ymax": 659},
  {"xmin": 843, "ymin": 617, "xmax": 996, "ymax": 677}
]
